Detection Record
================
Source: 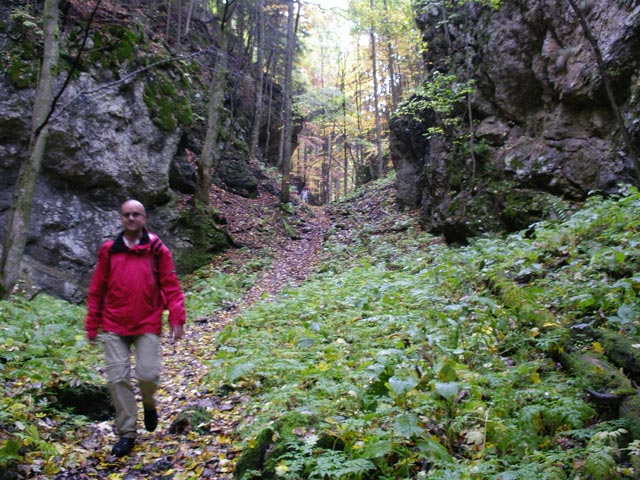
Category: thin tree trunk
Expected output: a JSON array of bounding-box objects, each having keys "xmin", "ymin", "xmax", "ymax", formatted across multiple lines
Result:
[
  {"xmin": 339, "ymin": 53, "xmax": 349, "ymax": 196},
  {"xmin": 383, "ymin": 0, "xmax": 399, "ymax": 109},
  {"xmin": 0, "ymin": 0, "xmax": 59, "ymax": 299},
  {"xmin": 166, "ymin": 0, "xmax": 172, "ymax": 42},
  {"xmin": 195, "ymin": 3, "xmax": 236, "ymax": 206},
  {"xmin": 177, "ymin": 0, "xmax": 183, "ymax": 45},
  {"xmin": 184, "ymin": 0, "xmax": 197, "ymax": 36},
  {"xmin": 370, "ymin": 0, "xmax": 384, "ymax": 179},
  {"xmin": 249, "ymin": 0, "xmax": 265, "ymax": 159},
  {"xmin": 278, "ymin": 109, "xmax": 285, "ymax": 170},
  {"xmin": 441, "ymin": 1, "xmax": 452, "ymax": 55},
  {"xmin": 264, "ymin": 79, "xmax": 274, "ymax": 161},
  {"xmin": 196, "ymin": 47, "xmax": 226, "ymax": 206},
  {"xmin": 327, "ymin": 131, "xmax": 333, "ymax": 203},
  {"xmin": 279, "ymin": 0, "xmax": 297, "ymax": 204},
  {"xmin": 303, "ymin": 144, "xmax": 309, "ymax": 182},
  {"xmin": 353, "ymin": 43, "xmax": 368, "ymax": 185},
  {"xmin": 322, "ymin": 151, "xmax": 329, "ymax": 204},
  {"xmin": 567, "ymin": 0, "xmax": 640, "ymax": 181}
]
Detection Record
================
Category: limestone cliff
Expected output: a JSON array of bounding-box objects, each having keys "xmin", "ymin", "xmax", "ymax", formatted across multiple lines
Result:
[
  {"xmin": 391, "ymin": 0, "xmax": 640, "ymax": 242},
  {"xmin": 0, "ymin": 2, "xmax": 284, "ymax": 300}
]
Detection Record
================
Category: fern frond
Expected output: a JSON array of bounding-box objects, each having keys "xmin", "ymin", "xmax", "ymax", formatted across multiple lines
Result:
[{"xmin": 584, "ymin": 449, "xmax": 616, "ymax": 480}]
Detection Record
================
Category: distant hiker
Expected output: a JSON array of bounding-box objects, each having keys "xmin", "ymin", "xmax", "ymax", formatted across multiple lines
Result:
[
  {"xmin": 301, "ymin": 186, "xmax": 310, "ymax": 203},
  {"xmin": 84, "ymin": 199, "xmax": 186, "ymax": 458}
]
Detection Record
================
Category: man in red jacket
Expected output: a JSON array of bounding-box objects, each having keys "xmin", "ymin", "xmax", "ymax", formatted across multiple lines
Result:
[{"xmin": 85, "ymin": 199, "xmax": 186, "ymax": 457}]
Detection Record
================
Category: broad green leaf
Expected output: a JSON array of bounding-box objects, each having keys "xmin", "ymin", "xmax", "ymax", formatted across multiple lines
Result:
[
  {"xmin": 360, "ymin": 439, "xmax": 393, "ymax": 459},
  {"xmin": 437, "ymin": 360, "xmax": 458, "ymax": 382},
  {"xmin": 434, "ymin": 381, "xmax": 460, "ymax": 402},
  {"xmin": 416, "ymin": 436, "xmax": 453, "ymax": 464},
  {"xmin": 393, "ymin": 412, "xmax": 423, "ymax": 438},
  {"xmin": 387, "ymin": 375, "xmax": 418, "ymax": 395}
]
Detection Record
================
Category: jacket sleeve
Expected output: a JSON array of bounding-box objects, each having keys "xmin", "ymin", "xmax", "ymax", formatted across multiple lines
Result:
[
  {"xmin": 85, "ymin": 242, "xmax": 111, "ymax": 340},
  {"xmin": 157, "ymin": 245, "xmax": 186, "ymax": 326}
]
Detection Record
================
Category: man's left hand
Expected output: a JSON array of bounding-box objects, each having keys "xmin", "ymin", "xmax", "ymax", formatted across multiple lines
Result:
[{"xmin": 170, "ymin": 324, "xmax": 184, "ymax": 342}]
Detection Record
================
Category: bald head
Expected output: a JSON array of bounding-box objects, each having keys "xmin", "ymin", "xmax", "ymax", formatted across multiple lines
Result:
[
  {"xmin": 121, "ymin": 199, "xmax": 146, "ymax": 215},
  {"xmin": 120, "ymin": 199, "xmax": 147, "ymax": 240}
]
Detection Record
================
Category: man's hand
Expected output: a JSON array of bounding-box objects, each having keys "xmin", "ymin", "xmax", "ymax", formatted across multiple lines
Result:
[{"xmin": 170, "ymin": 324, "xmax": 184, "ymax": 342}]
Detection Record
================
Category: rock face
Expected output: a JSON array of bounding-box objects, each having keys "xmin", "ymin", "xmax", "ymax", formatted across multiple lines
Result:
[
  {"xmin": 391, "ymin": 0, "xmax": 640, "ymax": 242},
  {"xmin": 0, "ymin": 73, "xmax": 186, "ymax": 302},
  {"xmin": 0, "ymin": 4, "xmax": 286, "ymax": 301}
]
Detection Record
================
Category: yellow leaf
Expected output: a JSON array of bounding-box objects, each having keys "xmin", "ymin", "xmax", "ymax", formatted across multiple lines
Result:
[
  {"xmin": 275, "ymin": 462, "xmax": 289, "ymax": 476},
  {"xmin": 216, "ymin": 434, "xmax": 233, "ymax": 444},
  {"xmin": 318, "ymin": 361, "xmax": 330, "ymax": 371},
  {"xmin": 172, "ymin": 472, "xmax": 193, "ymax": 480},
  {"xmin": 592, "ymin": 342, "xmax": 604, "ymax": 354},
  {"xmin": 531, "ymin": 372, "xmax": 541, "ymax": 384}
]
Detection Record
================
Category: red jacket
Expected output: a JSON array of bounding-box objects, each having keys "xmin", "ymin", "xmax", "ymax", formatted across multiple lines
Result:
[{"xmin": 85, "ymin": 229, "xmax": 186, "ymax": 340}]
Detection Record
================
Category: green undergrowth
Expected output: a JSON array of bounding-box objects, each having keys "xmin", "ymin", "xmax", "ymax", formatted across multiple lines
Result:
[
  {"xmin": 207, "ymin": 185, "xmax": 640, "ymax": 479},
  {"xmin": 183, "ymin": 250, "xmax": 273, "ymax": 320},
  {"xmin": 0, "ymin": 294, "xmax": 102, "ymax": 467}
]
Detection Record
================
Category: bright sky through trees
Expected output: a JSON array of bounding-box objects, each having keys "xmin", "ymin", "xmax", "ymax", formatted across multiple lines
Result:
[
  {"xmin": 293, "ymin": 0, "xmax": 423, "ymax": 202},
  {"xmin": 304, "ymin": 0, "xmax": 353, "ymax": 51}
]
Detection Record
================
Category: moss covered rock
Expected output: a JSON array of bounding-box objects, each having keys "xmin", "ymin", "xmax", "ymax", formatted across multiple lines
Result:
[{"xmin": 174, "ymin": 206, "xmax": 232, "ymax": 274}]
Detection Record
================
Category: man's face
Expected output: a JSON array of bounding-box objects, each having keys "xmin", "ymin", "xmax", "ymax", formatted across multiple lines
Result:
[{"xmin": 120, "ymin": 201, "xmax": 146, "ymax": 236}]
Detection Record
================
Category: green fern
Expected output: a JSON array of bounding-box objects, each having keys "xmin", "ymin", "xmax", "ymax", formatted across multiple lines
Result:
[
  {"xmin": 548, "ymin": 196, "xmax": 573, "ymax": 222},
  {"xmin": 584, "ymin": 450, "xmax": 616, "ymax": 480},
  {"xmin": 310, "ymin": 451, "xmax": 374, "ymax": 479}
]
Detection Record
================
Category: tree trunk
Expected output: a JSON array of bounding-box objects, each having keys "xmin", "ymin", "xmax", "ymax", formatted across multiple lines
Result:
[
  {"xmin": 264, "ymin": 79, "xmax": 274, "ymax": 161},
  {"xmin": 0, "ymin": 0, "xmax": 59, "ymax": 299},
  {"xmin": 369, "ymin": 0, "xmax": 384, "ymax": 179},
  {"xmin": 177, "ymin": 0, "xmax": 183, "ymax": 45},
  {"xmin": 326, "ymin": 131, "xmax": 333, "ymax": 203},
  {"xmin": 303, "ymin": 144, "xmax": 309, "ymax": 182},
  {"xmin": 166, "ymin": 0, "xmax": 172, "ymax": 42},
  {"xmin": 340, "ymin": 54, "xmax": 349, "ymax": 196},
  {"xmin": 353, "ymin": 43, "xmax": 368, "ymax": 186},
  {"xmin": 195, "ymin": 3, "xmax": 236, "ymax": 206},
  {"xmin": 195, "ymin": 47, "xmax": 226, "ymax": 206},
  {"xmin": 184, "ymin": 0, "xmax": 197, "ymax": 36},
  {"xmin": 383, "ymin": 0, "xmax": 399, "ymax": 109},
  {"xmin": 279, "ymin": 0, "xmax": 297, "ymax": 204},
  {"xmin": 249, "ymin": 0, "xmax": 265, "ymax": 159}
]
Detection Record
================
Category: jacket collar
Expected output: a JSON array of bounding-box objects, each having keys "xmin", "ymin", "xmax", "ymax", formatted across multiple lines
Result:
[{"xmin": 110, "ymin": 228, "xmax": 151, "ymax": 253}]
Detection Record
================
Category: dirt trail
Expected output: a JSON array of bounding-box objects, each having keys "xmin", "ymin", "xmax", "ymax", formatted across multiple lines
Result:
[{"xmin": 63, "ymin": 200, "xmax": 331, "ymax": 479}]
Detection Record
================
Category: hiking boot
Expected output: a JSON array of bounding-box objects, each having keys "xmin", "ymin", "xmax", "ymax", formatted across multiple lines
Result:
[
  {"xmin": 144, "ymin": 408, "xmax": 158, "ymax": 432},
  {"xmin": 112, "ymin": 437, "xmax": 134, "ymax": 457}
]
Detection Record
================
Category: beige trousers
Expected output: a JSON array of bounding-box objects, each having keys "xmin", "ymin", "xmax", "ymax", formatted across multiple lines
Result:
[{"xmin": 103, "ymin": 332, "xmax": 161, "ymax": 438}]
